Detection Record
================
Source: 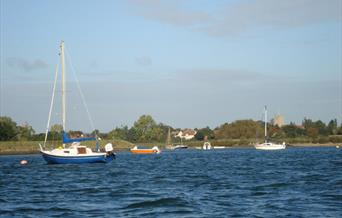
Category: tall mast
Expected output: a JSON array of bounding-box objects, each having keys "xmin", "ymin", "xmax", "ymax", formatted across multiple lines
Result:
[
  {"xmin": 60, "ymin": 41, "xmax": 66, "ymax": 131},
  {"xmin": 166, "ymin": 128, "xmax": 171, "ymax": 148},
  {"xmin": 264, "ymin": 105, "xmax": 267, "ymax": 142}
]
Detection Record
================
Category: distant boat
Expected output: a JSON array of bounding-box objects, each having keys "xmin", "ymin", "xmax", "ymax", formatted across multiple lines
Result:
[
  {"xmin": 173, "ymin": 144, "xmax": 188, "ymax": 150},
  {"xmin": 254, "ymin": 106, "xmax": 286, "ymax": 150},
  {"xmin": 164, "ymin": 128, "xmax": 188, "ymax": 150},
  {"xmin": 203, "ymin": 141, "xmax": 212, "ymax": 150},
  {"xmin": 165, "ymin": 128, "xmax": 173, "ymax": 150},
  {"xmin": 130, "ymin": 145, "xmax": 161, "ymax": 154},
  {"xmin": 213, "ymin": 146, "xmax": 226, "ymax": 149},
  {"xmin": 173, "ymin": 135, "xmax": 188, "ymax": 150},
  {"xmin": 39, "ymin": 41, "xmax": 115, "ymax": 164}
]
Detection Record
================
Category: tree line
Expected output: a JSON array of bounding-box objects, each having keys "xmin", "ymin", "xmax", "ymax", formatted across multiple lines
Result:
[{"xmin": 1, "ymin": 115, "xmax": 342, "ymax": 143}]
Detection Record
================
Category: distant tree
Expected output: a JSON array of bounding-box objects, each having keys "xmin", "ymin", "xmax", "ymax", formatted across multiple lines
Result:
[
  {"xmin": 18, "ymin": 123, "xmax": 35, "ymax": 140},
  {"xmin": 214, "ymin": 120, "xmax": 263, "ymax": 139},
  {"xmin": 48, "ymin": 124, "xmax": 63, "ymax": 140},
  {"xmin": 314, "ymin": 120, "xmax": 328, "ymax": 136},
  {"xmin": 31, "ymin": 133, "xmax": 46, "ymax": 141},
  {"xmin": 302, "ymin": 118, "xmax": 314, "ymax": 129},
  {"xmin": 338, "ymin": 124, "xmax": 342, "ymax": 135},
  {"xmin": 327, "ymin": 119, "xmax": 338, "ymax": 135},
  {"xmin": 195, "ymin": 127, "xmax": 214, "ymax": 140},
  {"xmin": 268, "ymin": 124, "xmax": 285, "ymax": 139},
  {"xmin": 282, "ymin": 122, "xmax": 305, "ymax": 138},
  {"xmin": 155, "ymin": 123, "xmax": 174, "ymax": 143},
  {"xmin": 127, "ymin": 127, "xmax": 138, "ymax": 142},
  {"xmin": 195, "ymin": 131, "xmax": 205, "ymax": 141},
  {"xmin": 0, "ymin": 116, "xmax": 18, "ymax": 141},
  {"xmin": 302, "ymin": 118, "xmax": 328, "ymax": 137},
  {"xmin": 50, "ymin": 124, "xmax": 63, "ymax": 133},
  {"xmin": 306, "ymin": 127, "xmax": 319, "ymax": 139},
  {"xmin": 132, "ymin": 115, "xmax": 163, "ymax": 142},
  {"xmin": 108, "ymin": 126, "xmax": 129, "ymax": 140}
]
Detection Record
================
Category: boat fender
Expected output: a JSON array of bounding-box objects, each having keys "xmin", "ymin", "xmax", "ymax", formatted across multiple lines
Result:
[{"xmin": 20, "ymin": 160, "xmax": 28, "ymax": 165}]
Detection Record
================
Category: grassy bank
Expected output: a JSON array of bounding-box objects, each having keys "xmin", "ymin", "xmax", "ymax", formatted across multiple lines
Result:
[{"xmin": 1, "ymin": 138, "xmax": 340, "ymax": 155}]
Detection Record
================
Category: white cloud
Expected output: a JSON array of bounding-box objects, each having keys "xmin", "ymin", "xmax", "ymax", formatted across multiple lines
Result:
[
  {"xmin": 128, "ymin": 0, "xmax": 210, "ymax": 26},
  {"xmin": 128, "ymin": 0, "xmax": 342, "ymax": 37},
  {"xmin": 205, "ymin": 0, "xmax": 342, "ymax": 36},
  {"xmin": 6, "ymin": 57, "xmax": 48, "ymax": 71}
]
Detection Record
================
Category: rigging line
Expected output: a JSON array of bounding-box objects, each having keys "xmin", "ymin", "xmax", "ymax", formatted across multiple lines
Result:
[
  {"xmin": 44, "ymin": 62, "xmax": 59, "ymax": 148},
  {"xmin": 64, "ymin": 47, "xmax": 96, "ymax": 132}
]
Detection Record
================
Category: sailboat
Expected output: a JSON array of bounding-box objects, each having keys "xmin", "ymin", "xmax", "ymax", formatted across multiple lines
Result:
[
  {"xmin": 39, "ymin": 41, "xmax": 115, "ymax": 164},
  {"xmin": 254, "ymin": 106, "xmax": 286, "ymax": 150},
  {"xmin": 164, "ymin": 128, "xmax": 188, "ymax": 150},
  {"xmin": 165, "ymin": 128, "xmax": 173, "ymax": 150}
]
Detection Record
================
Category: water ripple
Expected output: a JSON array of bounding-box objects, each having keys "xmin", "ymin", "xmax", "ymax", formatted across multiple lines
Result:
[{"xmin": 1, "ymin": 148, "xmax": 342, "ymax": 217}]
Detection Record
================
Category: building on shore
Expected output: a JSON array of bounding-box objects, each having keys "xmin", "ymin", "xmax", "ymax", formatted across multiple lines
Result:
[
  {"xmin": 272, "ymin": 114, "xmax": 284, "ymax": 127},
  {"xmin": 175, "ymin": 129, "xmax": 197, "ymax": 140}
]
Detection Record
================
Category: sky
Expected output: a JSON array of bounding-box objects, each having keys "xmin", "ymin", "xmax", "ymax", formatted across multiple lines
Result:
[{"xmin": 0, "ymin": 0, "xmax": 341, "ymax": 133}]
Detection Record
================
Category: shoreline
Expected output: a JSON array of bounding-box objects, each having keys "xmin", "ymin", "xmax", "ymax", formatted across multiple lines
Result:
[{"xmin": 0, "ymin": 143, "xmax": 339, "ymax": 156}]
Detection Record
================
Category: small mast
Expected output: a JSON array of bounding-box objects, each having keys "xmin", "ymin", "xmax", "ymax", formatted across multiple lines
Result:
[{"xmin": 264, "ymin": 105, "xmax": 267, "ymax": 143}]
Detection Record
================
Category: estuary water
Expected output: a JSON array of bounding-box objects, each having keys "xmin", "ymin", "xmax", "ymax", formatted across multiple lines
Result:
[{"xmin": 0, "ymin": 147, "xmax": 341, "ymax": 217}]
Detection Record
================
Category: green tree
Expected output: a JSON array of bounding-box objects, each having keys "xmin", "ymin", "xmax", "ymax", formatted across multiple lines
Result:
[
  {"xmin": 338, "ymin": 124, "xmax": 342, "ymax": 135},
  {"xmin": 132, "ymin": 115, "xmax": 163, "ymax": 142},
  {"xmin": 18, "ymin": 123, "xmax": 35, "ymax": 140},
  {"xmin": 302, "ymin": 118, "xmax": 314, "ymax": 129},
  {"xmin": 282, "ymin": 122, "xmax": 305, "ymax": 138},
  {"xmin": 0, "ymin": 116, "xmax": 18, "ymax": 141},
  {"xmin": 49, "ymin": 124, "xmax": 63, "ymax": 140},
  {"xmin": 214, "ymin": 120, "xmax": 263, "ymax": 139},
  {"xmin": 306, "ymin": 127, "xmax": 319, "ymax": 139},
  {"xmin": 108, "ymin": 126, "xmax": 129, "ymax": 140},
  {"xmin": 127, "ymin": 127, "xmax": 138, "ymax": 142},
  {"xmin": 268, "ymin": 124, "xmax": 285, "ymax": 139},
  {"xmin": 195, "ymin": 127, "xmax": 214, "ymax": 140},
  {"xmin": 50, "ymin": 124, "xmax": 63, "ymax": 133},
  {"xmin": 314, "ymin": 120, "xmax": 328, "ymax": 136},
  {"xmin": 327, "ymin": 119, "xmax": 338, "ymax": 135}
]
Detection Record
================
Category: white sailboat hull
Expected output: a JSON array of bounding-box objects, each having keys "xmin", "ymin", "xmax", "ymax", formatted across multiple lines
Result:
[
  {"xmin": 255, "ymin": 106, "xmax": 287, "ymax": 150},
  {"xmin": 254, "ymin": 143, "xmax": 286, "ymax": 150}
]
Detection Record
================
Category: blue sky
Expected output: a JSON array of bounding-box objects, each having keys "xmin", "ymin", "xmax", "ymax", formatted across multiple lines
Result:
[{"xmin": 0, "ymin": 0, "xmax": 341, "ymax": 132}]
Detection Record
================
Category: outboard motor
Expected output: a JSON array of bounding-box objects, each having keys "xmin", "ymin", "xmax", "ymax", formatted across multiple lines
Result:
[
  {"xmin": 105, "ymin": 143, "xmax": 113, "ymax": 152},
  {"xmin": 105, "ymin": 143, "xmax": 116, "ymax": 159}
]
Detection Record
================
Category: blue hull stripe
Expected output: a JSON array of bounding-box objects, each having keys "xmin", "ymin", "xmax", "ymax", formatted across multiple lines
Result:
[{"xmin": 41, "ymin": 152, "xmax": 115, "ymax": 164}]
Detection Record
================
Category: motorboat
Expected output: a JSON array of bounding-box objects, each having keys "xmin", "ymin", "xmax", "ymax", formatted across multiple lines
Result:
[{"xmin": 130, "ymin": 145, "xmax": 161, "ymax": 154}]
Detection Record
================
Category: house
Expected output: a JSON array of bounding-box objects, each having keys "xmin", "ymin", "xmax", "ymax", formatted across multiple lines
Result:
[{"xmin": 175, "ymin": 129, "xmax": 197, "ymax": 140}]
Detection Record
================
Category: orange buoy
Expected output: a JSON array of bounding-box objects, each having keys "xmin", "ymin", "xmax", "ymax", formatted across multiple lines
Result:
[{"xmin": 20, "ymin": 160, "xmax": 28, "ymax": 165}]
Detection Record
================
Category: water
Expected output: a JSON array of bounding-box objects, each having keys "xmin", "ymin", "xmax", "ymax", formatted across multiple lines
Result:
[{"xmin": 0, "ymin": 147, "xmax": 341, "ymax": 217}]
